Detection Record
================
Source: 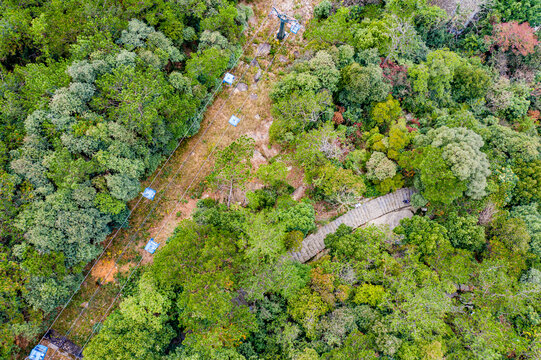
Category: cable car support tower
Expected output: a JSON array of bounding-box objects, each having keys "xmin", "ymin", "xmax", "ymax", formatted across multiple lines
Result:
[{"xmin": 272, "ymin": 6, "xmax": 300, "ymax": 40}]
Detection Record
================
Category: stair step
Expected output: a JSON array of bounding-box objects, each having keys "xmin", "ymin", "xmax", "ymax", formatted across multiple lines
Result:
[{"xmin": 288, "ymin": 188, "xmax": 415, "ymax": 262}]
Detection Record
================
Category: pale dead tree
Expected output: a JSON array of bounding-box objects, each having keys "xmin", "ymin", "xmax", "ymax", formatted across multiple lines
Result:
[
  {"xmin": 446, "ymin": 0, "xmax": 493, "ymax": 35},
  {"xmin": 318, "ymin": 135, "xmax": 344, "ymax": 161},
  {"xmin": 329, "ymin": 190, "xmax": 363, "ymax": 212},
  {"xmin": 478, "ymin": 202, "xmax": 496, "ymax": 225},
  {"xmin": 299, "ymin": 121, "xmax": 346, "ymax": 161},
  {"xmin": 382, "ymin": 14, "xmax": 417, "ymax": 65}
]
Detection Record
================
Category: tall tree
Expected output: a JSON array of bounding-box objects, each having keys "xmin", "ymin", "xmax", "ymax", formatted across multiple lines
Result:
[{"xmin": 208, "ymin": 136, "xmax": 255, "ymax": 207}]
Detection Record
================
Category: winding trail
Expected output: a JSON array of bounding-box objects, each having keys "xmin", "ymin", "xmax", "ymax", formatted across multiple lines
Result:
[{"xmin": 290, "ymin": 188, "xmax": 416, "ymax": 263}]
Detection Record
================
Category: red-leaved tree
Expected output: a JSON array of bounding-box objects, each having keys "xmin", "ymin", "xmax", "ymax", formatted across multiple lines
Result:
[{"xmin": 487, "ymin": 21, "xmax": 539, "ymax": 56}]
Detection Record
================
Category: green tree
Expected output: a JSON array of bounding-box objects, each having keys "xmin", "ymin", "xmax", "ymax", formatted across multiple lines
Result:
[
  {"xmin": 394, "ymin": 216, "xmax": 448, "ymax": 256},
  {"xmin": 309, "ymin": 51, "xmax": 341, "ymax": 92},
  {"xmin": 371, "ymin": 95, "xmax": 402, "ymax": 127},
  {"xmin": 366, "ymin": 151, "xmax": 397, "ymax": 182},
  {"xmin": 381, "ymin": 14, "xmax": 426, "ymax": 64},
  {"xmin": 304, "ymin": 8, "xmax": 358, "ymax": 47},
  {"xmin": 296, "ymin": 347, "xmax": 320, "ymax": 360},
  {"xmin": 486, "ymin": 125, "xmax": 540, "ymax": 164},
  {"xmin": 387, "ymin": 119, "xmax": 412, "ymax": 159},
  {"xmin": 255, "ymin": 161, "xmax": 289, "ymax": 187},
  {"xmin": 354, "ymin": 284, "xmax": 386, "ymax": 307},
  {"xmin": 149, "ymin": 220, "xmax": 256, "ymax": 349},
  {"xmin": 0, "ymin": 251, "xmax": 40, "ymax": 357},
  {"xmin": 314, "ymin": 0, "xmax": 332, "ymax": 19},
  {"xmin": 83, "ymin": 310, "xmax": 174, "ymax": 360},
  {"xmin": 28, "ymin": 0, "xmax": 92, "ymax": 59},
  {"xmin": 0, "ymin": 172, "xmax": 22, "ymax": 242},
  {"xmin": 15, "ymin": 189, "xmax": 110, "ymax": 267},
  {"xmin": 90, "ymin": 64, "xmax": 172, "ymax": 142},
  {"xmin": 319, "ymin": 307, "xmax": 359, "ymax": 346},
  {"xmin": 185, "ymin": 47, "xmax": 229, "ymax": 89},
  {"xmin": 511, "ymin": 204, "xmax": 541, "ymax": 256},
  {"xmin": 25, "ymin": 274, "xmax": 81, "ymax": 314},
  {"xmin": 0, "ymin": 8, "xmax": 32, "ymax": 63},
  {"xmin": 13, "ymin": 60, "xmax": 70, "ymax": 113},
  {"xmin": 322, "ymin": 331, "xmax": 379, "ymax": 359},
  {"xmin": 288, "ymin": 287, "xmax": 331, "ymax": 339},
  {"xmin": 408, "ymin": 49, "xmax": 461, "ymax": 106},
  {"xmin": 294, "ymin": 123, "xmax": 346, "ymax": 180},
  {"xmin": 414, "ymin": 147, "xmax": 467, "ymax": 204},
  {"xmin": 451, "ymin": 59, "xmax": 492, "ymax": 103},
  {"xmin": 491, "ymin": 0, "xmax": 541, "ymax": 27},
  {"xmin": 486, "ymin": 77, "xmax": 531, "ymax": 121},
  {"xmin": 208, "ymin": 136, "xmax": 255, "ymax": 207},
  {"xmin": 512, "ymin": 160, "xmax": 541, "ymax": 205},
  {"xmin": 243, "ymin": 212, "xmax": 287, "ymax": 263},
  {"xmin": 201, "ymin": 4, "xmax": 241, "ymax": 42},
  {"xmin": 409, "ymin": 49, "xmax": 490, "ymax": 107},
  {"xmin": 279, "ymin": 201, "xmax": 316, "ymax": 236},
  {"xmin": 339, "ymin": 63, "xmax": 391, "ymax": 108},
  {"xmin": 312, "ymin": 164, "xmax": 366, "ymax": 210},
  {"xmin": 270, "ymin": 90, "xmax": 333, "ymax": 145},
  {"xmin": 414, "ymin": 126, "xmax": 491, "ymax": 202},
  {"xmin": 444, "ymin": 212, "xmax": 486, "ymax": 252},
  {"xmin": 325, "ymin": 224, "xmax": 388, "ymax": 280}
]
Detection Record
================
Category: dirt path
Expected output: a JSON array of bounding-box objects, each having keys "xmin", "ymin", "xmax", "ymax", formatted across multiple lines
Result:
[{"xmin": 45, "ymin": 1, "xmax": 317, "ymax": 358}]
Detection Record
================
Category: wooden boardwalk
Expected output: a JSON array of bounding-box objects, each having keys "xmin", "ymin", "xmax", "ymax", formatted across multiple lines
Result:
[{"xmin": 290, "ymin": 188, "xmax": 416, "ymax": 263}]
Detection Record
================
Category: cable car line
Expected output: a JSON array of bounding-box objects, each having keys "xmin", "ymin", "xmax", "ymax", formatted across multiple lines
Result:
[
  {"xmin": 30, "ymin": 14, "xmax": 272, "ymax": 359},
  {"xmin": 58, "ymin": 21, "xmax": 278, "ymax": 346},
  {"xmin": 41, "ymin": 15, "xmax": 288, "ymax": 360},
  {"xmin": 75, "ymin": 29, "xmax": 297, "ymax": 359}
]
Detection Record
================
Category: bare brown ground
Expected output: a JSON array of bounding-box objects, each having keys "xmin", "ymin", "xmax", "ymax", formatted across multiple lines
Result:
[
  {"xmin": 45, "ymin": 0, "xmax": 319, "ymax": 357},
  {"xmin": 314, "ymin": 201, "xmax": 342, "ymax": 223},
  {"xmin": 89, "ymin": 259, "xmax": 117, "ymax": 284}
]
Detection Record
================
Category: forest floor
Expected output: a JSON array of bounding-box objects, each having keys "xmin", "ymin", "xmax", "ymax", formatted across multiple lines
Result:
[{"xmin": 44, "ymin": 0, "xmax": 318, "ymax": 358}]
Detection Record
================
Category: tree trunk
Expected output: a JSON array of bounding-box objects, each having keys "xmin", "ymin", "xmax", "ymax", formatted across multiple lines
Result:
[{"xmin": 227, "ymin": 180, "xmax": 233, "ymax": 208}]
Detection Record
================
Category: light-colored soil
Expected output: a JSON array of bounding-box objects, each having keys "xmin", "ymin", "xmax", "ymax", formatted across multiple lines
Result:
[{"xmin": 90, "ymin": 259, "xmax": 117, "ymax": 284}]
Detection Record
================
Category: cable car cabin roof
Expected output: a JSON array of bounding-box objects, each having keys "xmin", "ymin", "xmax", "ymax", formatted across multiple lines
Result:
[
  {"xmin": 229, "ymin": 115, "xmax": 241, "ymax": 127},
  {"xmin": 145, "ymin": 239, "xmax": 159, "ymax": 254},
  {"xmin": 290, "ymin": 22, "xmax": 301, "ymax": 34},
  {"xmin": 223, "ymin": 72, "xmax": 235, "ymax": 85},
  {"xmin": 29, "ymin": 345, "xmax": 48, "ymax": 360},
  {"xmin": 142, "ymin": 187, "xmax": 157, "ymax": 200}
]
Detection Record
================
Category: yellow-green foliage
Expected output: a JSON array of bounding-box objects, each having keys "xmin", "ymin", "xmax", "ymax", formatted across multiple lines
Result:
[
  {"xmin": 288, "ymin": 288, "xmax": 331, "ymax": 339},
  {"xmin": 354, "ymin": 283, "xmax": 386, "ymax": 307},
  {"xmin": 376, "ymin": 173, "xmax": 405, "ymax": 194},
  {"xmin": 365, "ymin": 119, "xmax": 411, "ymax": 160},
  {"xmin": 365, "ymin": 128, "xmax": 388, "ymax": 152},
  {"xmin": 313, "ymin": 164, "xmax": 366, "ymax": 199},
  {"xmin": 285, "ymin": 230, "xmax": 305, "ymax": 251},
  {"xmin": 371, "ymin": 95, "xmax": 402, "ymax": 127},
  {"xmin": 388, "ymin": 119, "xmax": 412, "ymax": 159}
]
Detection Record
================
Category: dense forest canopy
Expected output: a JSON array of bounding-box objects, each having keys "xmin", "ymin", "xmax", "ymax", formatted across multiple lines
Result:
[
  {"xmin": 1, "ymin": 0, "xmax": 541, "ymax": 358},
  {"xmin": 0, "ymin": 0, "xmax": 251, "ymax": 357}
]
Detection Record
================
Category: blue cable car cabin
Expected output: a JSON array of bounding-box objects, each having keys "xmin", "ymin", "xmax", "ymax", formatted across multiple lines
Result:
[
  {"xmin": 229, "ymin": 115, "xmax": 241, "ymax": 127},
  {"xmin": 28, "ymin": 345, "xmax": 48, "ymax": 360},
  {"xmin": 223, "ymin": 72, "xmax": 235, "ymax": 85},
  {"xmin": 290, "ymin": 22, "xmax": 301, "ymax": 34},
  {"xmin": 142, "ymin": 187, "xmax": 157, "ymax": 200},
  {"xmin": 145, "ymin": 238, "xmax": 159, "ymax": 254}
]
